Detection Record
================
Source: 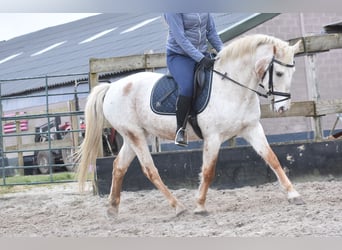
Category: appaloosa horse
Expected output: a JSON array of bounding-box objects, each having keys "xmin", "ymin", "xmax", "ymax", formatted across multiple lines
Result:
[{"xmin": 77, "ymin": 34, "xmax": 303, "ymax": 216}]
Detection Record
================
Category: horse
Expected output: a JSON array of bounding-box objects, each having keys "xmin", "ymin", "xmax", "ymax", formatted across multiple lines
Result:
[{"xmin": 77, "ymin": 34, "xmax": 304, "ymax": 216}]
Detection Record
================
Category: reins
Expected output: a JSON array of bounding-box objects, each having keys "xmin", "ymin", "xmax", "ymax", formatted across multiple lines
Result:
[
  {"xmin": 213, "ymin": 56, "xmax": 295, "ymax": 104},
  {"xmin": 212, "ymin": 69, "xmax": 268, "ymax": 98}
]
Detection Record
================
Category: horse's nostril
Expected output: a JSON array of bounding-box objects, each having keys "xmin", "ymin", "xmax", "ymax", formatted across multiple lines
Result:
[{"xmin": 278, "ymin": 106, "xmax": 285, "ymax": 113}]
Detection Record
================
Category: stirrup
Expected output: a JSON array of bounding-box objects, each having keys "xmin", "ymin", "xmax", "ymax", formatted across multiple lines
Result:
[{"xmin": 175, "ymin": 128, "xmax": 188, "ymax": 147}]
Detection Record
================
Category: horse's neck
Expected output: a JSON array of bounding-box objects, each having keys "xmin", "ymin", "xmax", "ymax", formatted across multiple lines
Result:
[{"xmin": 213, "ymin": 58, "xmax": 260, "ymax": 100}]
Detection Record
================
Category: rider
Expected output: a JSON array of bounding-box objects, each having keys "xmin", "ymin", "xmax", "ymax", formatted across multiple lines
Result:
[{"xmin": 164, "ymin": 13, "xmax": 224, "ymax": 146}]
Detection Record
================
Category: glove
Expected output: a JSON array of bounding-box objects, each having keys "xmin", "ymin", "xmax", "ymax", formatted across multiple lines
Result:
[{"xmin": 199, "ymin": 56, "xmax": 215, "ymax": 69}]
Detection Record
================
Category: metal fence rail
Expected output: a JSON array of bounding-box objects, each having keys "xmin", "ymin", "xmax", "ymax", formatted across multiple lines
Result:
[{"xmin": 0, "ymin": 73, "xmax": 89, "ymax": 186}]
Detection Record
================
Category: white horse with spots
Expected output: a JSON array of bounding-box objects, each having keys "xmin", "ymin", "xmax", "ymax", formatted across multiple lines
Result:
[{"xmin": 77, "ymin": 34, "xmax": 303, "ymax": 216}]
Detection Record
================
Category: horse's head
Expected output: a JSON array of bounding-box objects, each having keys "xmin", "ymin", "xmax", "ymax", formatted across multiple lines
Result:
[{"xmin": 254, "ymin": 37, "xmax": 302, "ymax": 113}]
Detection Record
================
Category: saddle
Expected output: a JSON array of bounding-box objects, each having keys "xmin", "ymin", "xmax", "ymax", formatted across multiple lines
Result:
[{"xmin": 150, "ymin": 65, "xmax": 213, "ymax": 139}]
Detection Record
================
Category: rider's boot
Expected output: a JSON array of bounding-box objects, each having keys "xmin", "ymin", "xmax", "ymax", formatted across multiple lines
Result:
[{"xmin": 175, "ymin": 95, "xmax": 192, "ymax": 147}]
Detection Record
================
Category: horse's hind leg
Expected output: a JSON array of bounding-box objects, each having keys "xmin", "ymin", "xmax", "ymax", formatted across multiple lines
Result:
[
  {"xmin": 242, "ymin": 123, "xmax": 304, "ymax": 205},
  {"xmin": 125, "ymin": 130, "xmax": 186, "ymax": 216},
  {"xmin": 108, "ymin": 142, "xmax": 136, "ymax": 216}
]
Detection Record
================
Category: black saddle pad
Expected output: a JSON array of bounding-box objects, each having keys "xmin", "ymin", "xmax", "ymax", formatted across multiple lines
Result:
[{"xmin": 150, "ymin": 70, "xmax": 213, "ymax": 115}]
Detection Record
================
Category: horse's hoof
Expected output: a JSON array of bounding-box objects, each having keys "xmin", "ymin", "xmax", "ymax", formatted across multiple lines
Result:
[
  {"xmin": 288, "ymin": 196, "xmax": 305, "ymax": 205},
  {"xmin": 194, "ymin": 209, "xmax": 209, "ymax": 216},
  {"xmin": 194, "ymin": 206, "xmax": 209, "ymax": 216},
  {"xmin": 175, "ymin": 204, "xmax": 187, "ymax": 217},
  {"xmin": 107, "ymin": 206, "xmax": 119, "ymax": 217}
]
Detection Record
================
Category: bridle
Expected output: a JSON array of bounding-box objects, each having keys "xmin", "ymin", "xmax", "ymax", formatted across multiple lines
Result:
[
  {"xmin": 260, "ymin": 56, "xmax": 295, "ymax": 103},
  {"xmin": 212, "ymin": 56, "xmax": 295, "ymax": 104}
]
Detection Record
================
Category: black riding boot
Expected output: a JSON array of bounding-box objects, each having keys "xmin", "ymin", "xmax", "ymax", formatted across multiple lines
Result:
[{"xmin": 175, "ymin": 95, "xmax": 192, "ymax": 146}]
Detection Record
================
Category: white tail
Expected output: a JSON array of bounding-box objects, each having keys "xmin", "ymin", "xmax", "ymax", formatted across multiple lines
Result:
[{"xmin": 76, "ymin": 83, "xmax": 111, "ymax": 191}]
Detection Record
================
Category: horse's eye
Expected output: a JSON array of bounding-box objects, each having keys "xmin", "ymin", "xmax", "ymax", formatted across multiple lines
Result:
[{"xmin": 276, "ymin": 71, "xmax": 283, "ymax": 77}]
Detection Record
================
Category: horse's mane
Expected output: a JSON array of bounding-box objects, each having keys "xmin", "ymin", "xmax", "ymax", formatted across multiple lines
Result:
[{"xmin": 218, "ymin": 34, "xmax": 290, "ymax": 61}]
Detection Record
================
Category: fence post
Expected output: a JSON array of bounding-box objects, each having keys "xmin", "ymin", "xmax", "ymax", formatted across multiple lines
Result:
[
  {"xmin": 16, "ymin": 112, "xmax": 24, "ymax": 176},
  {"xmin": 305, "ymin": 54, "xmax": 323, "ymax": 141},
  {"xmin": 0, "ymin": 86, "xmax": 5, "ymax": 181},
  {"xmin": 68, "ymin": 100, "xmax": 79, "ymax": 154},
  {"xmin": 89, "ymin": 72, "xmax": 98, "ymax": 90},
  {"xmin": 89, "ymin": 66, "xmax": 103, "ymax": 157}
]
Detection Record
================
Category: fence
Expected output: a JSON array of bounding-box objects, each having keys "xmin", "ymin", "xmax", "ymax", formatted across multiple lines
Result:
[{"xmin": 0, "ymin": 73, "xmax": 89, "ymax": 186}]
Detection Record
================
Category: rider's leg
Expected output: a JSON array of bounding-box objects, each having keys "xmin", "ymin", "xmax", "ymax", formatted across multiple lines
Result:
[
  {"xmin": 166, "ymin": 51, "xmax": 196, "ymax": 146},
  {"xmin": 175, "ymin": 95, "xmax": 192, "ymax": 146}
]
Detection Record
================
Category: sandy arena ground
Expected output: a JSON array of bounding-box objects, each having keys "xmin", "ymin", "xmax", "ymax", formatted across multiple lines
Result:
[{"xmin": 1, "ymin": 178, "xmax": 342, "ymax": 237}]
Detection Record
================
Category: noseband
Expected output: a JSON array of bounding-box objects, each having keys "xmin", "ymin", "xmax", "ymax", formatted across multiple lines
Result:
[
  {"xmin": 213, "ymin": 56, "xmax": 295, "ymax": 104},
  {"xmin": 260, "ymin": 56, "xmax": 295, "ymax": 104}
]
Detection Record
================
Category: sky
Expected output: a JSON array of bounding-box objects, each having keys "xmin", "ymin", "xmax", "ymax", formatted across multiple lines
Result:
[{"xmin": 0, "ymin": 13, "xmax": 99, "ymax": 41}]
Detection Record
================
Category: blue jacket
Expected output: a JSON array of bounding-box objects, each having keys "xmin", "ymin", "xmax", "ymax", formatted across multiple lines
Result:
[{"xmin": 164, "ymin": 13, "xmax": 223, "ymax": 62}]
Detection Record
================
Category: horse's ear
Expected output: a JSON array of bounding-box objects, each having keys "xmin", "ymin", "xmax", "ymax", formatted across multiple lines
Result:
[
  {"xmin": 293, "ymin": 40, "xmax": 302, "ymax": 55},
  {"xmin": 255, "ymin": 57, "xmax": 269, "ymax": 79}
]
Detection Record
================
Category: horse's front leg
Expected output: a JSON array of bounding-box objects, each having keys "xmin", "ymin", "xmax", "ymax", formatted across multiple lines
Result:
[
  {"xmin": 242, "ymin": 122, "xmax": 304, "ymax": 205},
  {"xmin": 195, "ymin": 137, "xmax": 221, "ymax": 215},
  {"xmin": 108, "ymin": 142, "xmax": 136, "ymax": 217}
]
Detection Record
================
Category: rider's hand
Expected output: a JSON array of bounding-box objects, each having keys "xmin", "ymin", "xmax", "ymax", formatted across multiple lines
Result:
[{"xmin": 199, "ymin": 56, "xmax": 215, "ymax": 69}]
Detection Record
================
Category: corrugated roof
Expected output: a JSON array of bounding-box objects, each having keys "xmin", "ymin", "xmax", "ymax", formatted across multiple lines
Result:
[{"xmin": 0, "ymin": 13, "xmax": 274, "ymax": 96}]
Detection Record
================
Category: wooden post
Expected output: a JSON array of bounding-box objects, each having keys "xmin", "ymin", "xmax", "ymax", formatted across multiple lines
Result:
[
  {"xmin": 151, "ymin": 137, "xmax": 161, "ymax": 153},
  {"xmin": 227, "ymin": 137, "xmax": 236, "ymax": 147},
  {"xmin": 145, "ymin": 50, "xmax": 160, "ymax": 152},
  {"xmin": 89, "ymin": 72, "xmax": 98, "ymax": 90},
  {"xmin": 89, "ymin": 61, "xmax": 103, "ymax": 158},
  {"xmin": 305, "ymin": 54, "xmax": 323, "ymax": 141}
]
